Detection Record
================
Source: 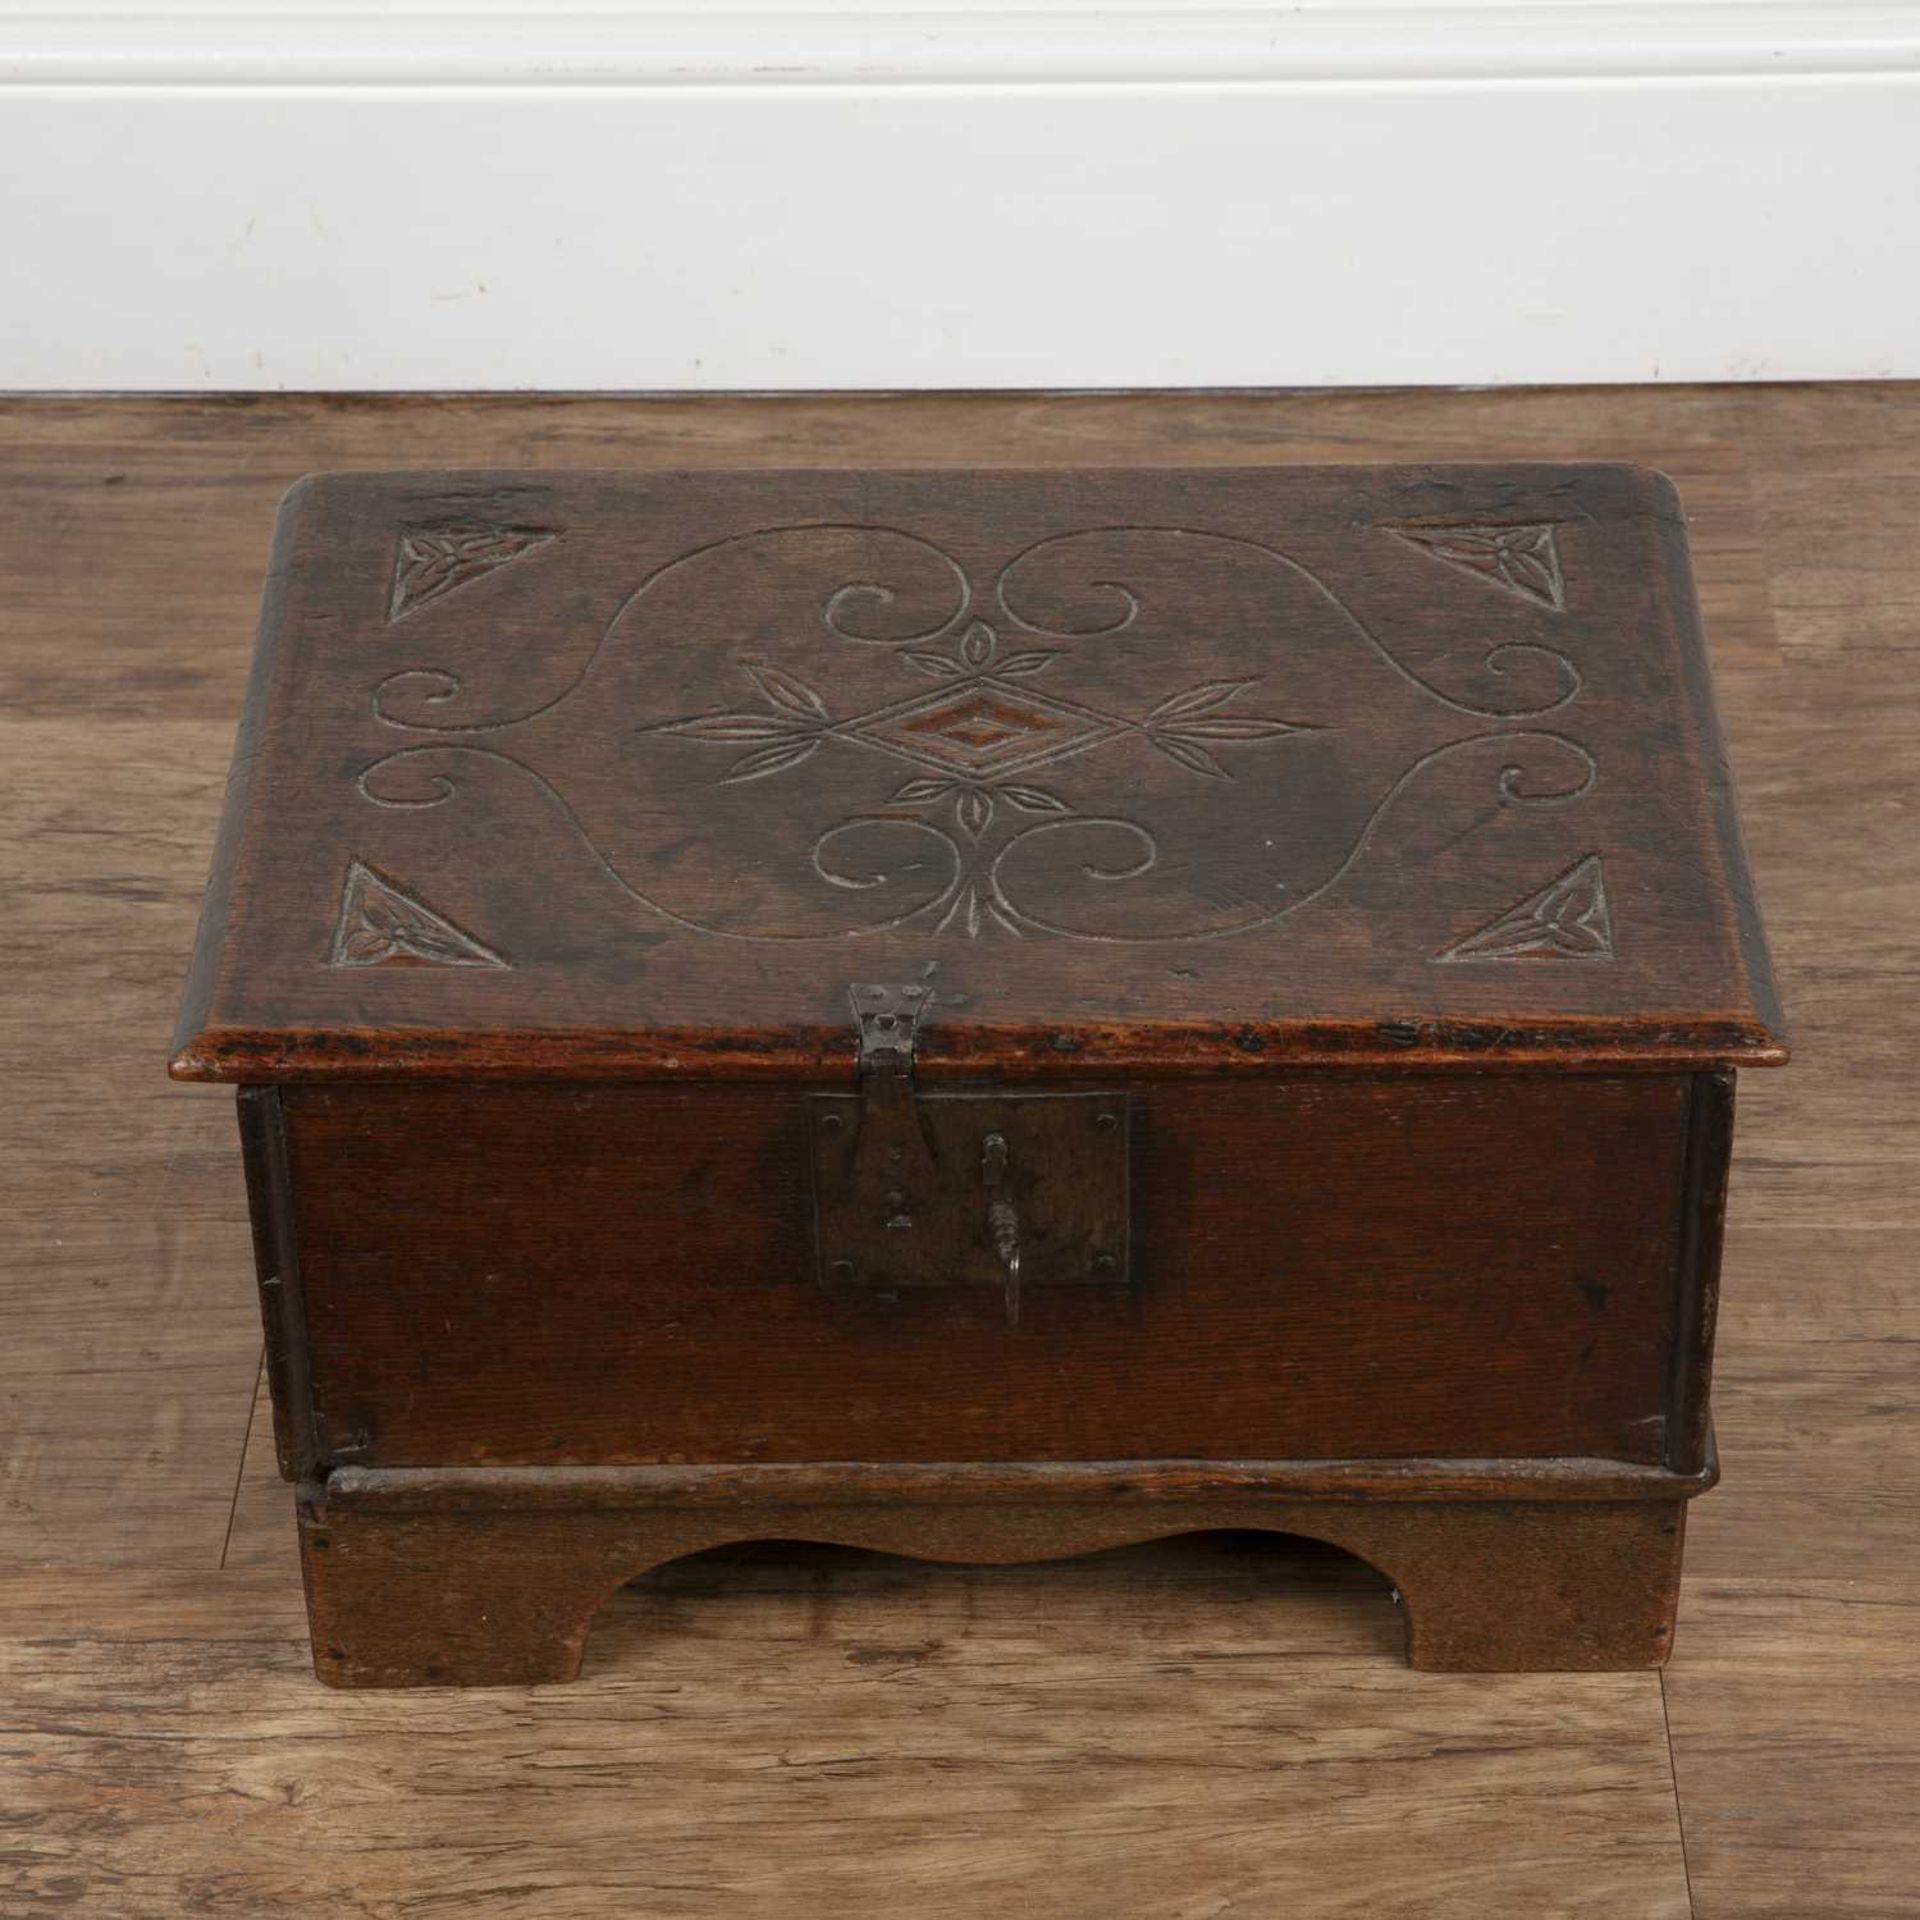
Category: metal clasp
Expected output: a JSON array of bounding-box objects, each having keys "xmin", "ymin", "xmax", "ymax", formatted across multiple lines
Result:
[
  {"xmin": 850, "ymin": 983, "xmax": 931, "ymax": 1082},
  {"xmin": 810, "ymin": 984, "xmax": 1130, "ymax": 1311}
]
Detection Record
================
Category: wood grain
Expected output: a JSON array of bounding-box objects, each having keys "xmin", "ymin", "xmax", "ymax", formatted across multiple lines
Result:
[
  {"xmin": 0, "ymin": 1555, "xmax": 1691, "ymax": 1919},
  {"xmin": 297, "ymin": 1476, "xmax": 1695, "ymax": 1685},
  {"xmin": 168, "ymin": 462, "xmax": 1782, "ymax": 1078},
  {"xmin": 168, "ymin": 453, "xmax": 1771, "ymax": 1682},
  {"xmin": 221, "ymin": 1358, "xmax": 289, "ymax": 1573},
  {"xmin": 1665, "ymin": 1578, "xmax": 1920, "ymax": 1918},
  {"xmin": 0, "ymin": 396, "xmax": 1778, "ymax": 729},
  {"xmin": 1, "ymin": 384, "xmax": 1916, "ymax": 1912},
  {"xmin": 278, "ymin": 1075, "xmax": 1691, "ymax": 1470},
  {"xmin": 1750, "ymin": 472, "xmax": 1920, "ymax": 653},
  {"xmin": 1686, "ymin": 1227, "xmax": 1920, "ymax": 1581},
  {"xmin": 0, "ymin": 717, "xmax": 261, "ymax": 1565}
]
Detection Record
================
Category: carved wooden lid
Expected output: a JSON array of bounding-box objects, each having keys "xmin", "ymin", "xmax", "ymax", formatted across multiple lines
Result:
[{"xmin": 171, "ymin": 466, "xmax": 1785, "ymax": 1081}]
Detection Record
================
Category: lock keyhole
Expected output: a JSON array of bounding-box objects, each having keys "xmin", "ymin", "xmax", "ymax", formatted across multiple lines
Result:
[{"xmin": 982, "ymin": 1131, "xmax": 1023, "ymax": 1325}]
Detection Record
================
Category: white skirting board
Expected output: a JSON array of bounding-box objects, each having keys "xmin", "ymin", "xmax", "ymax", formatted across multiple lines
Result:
[{"xmin": 3, "ymin": 5, "xmax": 1920, "ymax": 390}]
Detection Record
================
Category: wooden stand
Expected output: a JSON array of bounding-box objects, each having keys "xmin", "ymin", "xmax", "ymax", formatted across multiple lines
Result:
[{"xmin": 297, "ymin": 1457, "xmax": 1707, "ymax": 1688}]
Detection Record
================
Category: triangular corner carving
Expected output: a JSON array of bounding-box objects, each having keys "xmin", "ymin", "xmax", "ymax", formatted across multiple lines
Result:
[
  {"xmin": 388, "ymin": 524, "xmax": 556, "ymax": 620},
  {"xmin": 329, "ymin": 859, "xmax": 509, "ymax": 970},
  {"xmin": 1385, "ymin": 521, "xmax": 1566, "ymax": 612},
  {"xmin": 1435, "ymin": 854, "xmax": 1613, "ymax": 963}
]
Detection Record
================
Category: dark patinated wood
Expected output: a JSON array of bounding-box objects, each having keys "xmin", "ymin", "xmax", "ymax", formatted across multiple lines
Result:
[
  {"xmin": 1667, "ymin": 1070, "xmax": 1737, "ymax": 1476},
  {"xmin": 317, "ymin": 1455, "xmax": 1717, "ymax": 1508},
  {"xmin": 270, "ymin": 1075, "xmax": 1689, "ymax": 1469},
  {"xmin": 172, "ymin": 465, "xmax": 1781, "ymax": 1083},
  {"xmin": 173, "ymin": 463, "xmax": 1784, "ymax": 1686},
  {"xmin": 235, "ymin": 1087, "xmax": 317, "ymax": 1479},
  {"xmin": 298, "ymin": 1463, "xmax": 1702, "ymax": 1686}
]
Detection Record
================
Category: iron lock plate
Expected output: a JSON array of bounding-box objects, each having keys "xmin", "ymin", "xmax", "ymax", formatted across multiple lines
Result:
[{"xmin": 809, "ymin": 1090, "xmax": 1132, "ymax": 1312}]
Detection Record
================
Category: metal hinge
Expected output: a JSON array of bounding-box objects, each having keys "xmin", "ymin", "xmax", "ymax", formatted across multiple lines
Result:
[{"xmin": 811, "ymin": 984, "xmax": 1130, "ymax": 1322}]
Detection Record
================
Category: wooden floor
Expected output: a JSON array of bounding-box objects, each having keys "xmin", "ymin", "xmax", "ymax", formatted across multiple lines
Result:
[{"xmin": 2, "ymin": 389, "xmax": 1914, "ymax": 1918}]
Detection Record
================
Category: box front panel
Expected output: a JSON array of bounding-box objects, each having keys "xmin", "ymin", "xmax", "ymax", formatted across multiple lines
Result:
[{"xmin": 275, "ymin": 1074, "xmax": 1692, "ymax": 1469}]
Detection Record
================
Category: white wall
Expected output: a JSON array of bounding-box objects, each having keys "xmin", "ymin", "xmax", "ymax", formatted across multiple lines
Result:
[{"xmin": 3, "ymin": 4, "xmax": 1919, "ymax": 389}]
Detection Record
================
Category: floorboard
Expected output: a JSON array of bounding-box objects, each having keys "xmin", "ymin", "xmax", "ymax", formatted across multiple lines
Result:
[
  {"xmin": 0, "ymin": 1553, "xmax": 1690, "ymax": 1920},
  {"xmin": 1665, "ymin": 1578, "xmax": 1920, "ymax": 1919},
  {"xmin": 2, "ymin": 385, "xmax": 1915, "ymax": 1916}
]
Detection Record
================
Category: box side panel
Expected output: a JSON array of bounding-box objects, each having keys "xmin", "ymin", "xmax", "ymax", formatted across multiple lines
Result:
[
  {"xmin": 1666, "ymin": 1070, "xmax": 1736, "ymax": 1475},
  {"xmin": 283, "ymin": 1074, "xmax": 1691, "ymax": 1468},
  {"xmin": 236, "ymin": 1084, "xmax": 318, "ymax": 1478}
]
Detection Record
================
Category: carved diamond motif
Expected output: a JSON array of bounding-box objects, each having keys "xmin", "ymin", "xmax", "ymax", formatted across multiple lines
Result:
[
  {"xmin": 377, "ymin": 531, "xmax": 1596, "ymax": 953},
  {"xmin": 851, "ymin": 682, "xmax": 1117, "ymax": 778},
  {"xmin": 634, "ymin": 617, "xmax": 1323, "ymax": 927}
]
